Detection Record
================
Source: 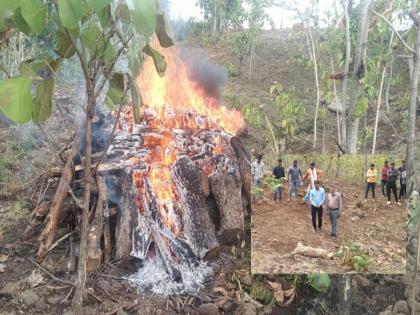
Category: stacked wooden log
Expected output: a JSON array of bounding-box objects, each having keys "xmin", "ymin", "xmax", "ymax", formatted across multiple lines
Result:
[{"xmin": 81, "ymin": 107, "xmax": 251, "ymax": 277}]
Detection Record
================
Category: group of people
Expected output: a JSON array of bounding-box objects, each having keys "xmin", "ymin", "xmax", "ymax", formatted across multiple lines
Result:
[
  {"xmin": 365, "ymin": 160, "xmax": 407, "ymax": 205},
  {"xmin": 251, "ymin": 156, "xmax": 343, "ymax": 240}
]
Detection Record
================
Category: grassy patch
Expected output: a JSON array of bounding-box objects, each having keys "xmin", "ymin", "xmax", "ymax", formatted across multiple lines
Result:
[{"xmin": 0, "ymin": 200, "xmax": 29, "ymax": 234}]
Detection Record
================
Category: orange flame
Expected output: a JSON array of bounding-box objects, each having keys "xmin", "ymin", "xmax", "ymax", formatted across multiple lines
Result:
[{"xmin": 137, "ymin": 42, "xmax": 245, "ymax": 135}]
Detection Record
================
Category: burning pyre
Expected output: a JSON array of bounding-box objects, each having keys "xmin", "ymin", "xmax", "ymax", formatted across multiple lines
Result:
[{"xmin": 92, "ymin": 44, "xmax": 250, "ymax": 293}]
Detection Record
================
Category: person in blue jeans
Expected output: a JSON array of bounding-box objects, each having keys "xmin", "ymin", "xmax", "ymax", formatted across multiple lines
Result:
[
  {"xmin": 309, "ymin": 181, "xmax": 325, "ymax": 232},
  {"xmin": 287, "ymin": 160, "xmax": 303, "ymax": 201}
]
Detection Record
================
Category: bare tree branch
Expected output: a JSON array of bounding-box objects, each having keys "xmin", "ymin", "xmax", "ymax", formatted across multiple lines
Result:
[{"xmin": 373, "ymin": 10, "xmax": 415, "ymax": 54}]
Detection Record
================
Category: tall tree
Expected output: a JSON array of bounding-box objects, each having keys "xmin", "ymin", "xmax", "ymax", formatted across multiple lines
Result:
[
  {"xmin": 345, "ymin": 0, "xmax": 373, "ymax": 153},
  {"xmin": 407, "ymin": 0, "xmax": 420, "ymax": 194}
]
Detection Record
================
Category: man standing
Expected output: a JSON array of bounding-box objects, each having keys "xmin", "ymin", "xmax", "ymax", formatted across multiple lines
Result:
[
  {"xmin": 365, "ymin": 163, "xmax": 377, "ymax": 202},
  {"xmin": 309, "ymin": 181, "xmax": 325, "ymax": 232},
  {"xmin": 252, "ymin": 154, "xmax": 265, "ymax": 203},
  {"xmin": 386, "ymin": 162, "xmax": 401, "ymax": 206},
  {"xmin": 381, "ymin": 161, "xmax": 389, "ymax": 197},
  {"xmin": 303, "ymin": 162, "xmax": 323, "ymax": 203},
  {"xmin": 399, "ymin": 160, "xmax": 407, "ymax": 200},
  {"xmin": 272, "ymin": 159, "xmax": 285, "ymax": 202},
  {"xmin": 287, "ymin": 160, "xmax": 303, "ymax": 202},
  {"xmin": 325, "ymin": 185, "xmax": 343, "ymax": 240}
]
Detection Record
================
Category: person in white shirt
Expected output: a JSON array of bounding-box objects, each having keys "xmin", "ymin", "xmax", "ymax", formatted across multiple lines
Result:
[{"xmin": 251, "ymin": 154, "xmax": 264, "ymax": 203}]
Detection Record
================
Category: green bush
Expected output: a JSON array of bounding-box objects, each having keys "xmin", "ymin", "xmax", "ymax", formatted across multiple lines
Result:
[{"xmin": 263, "ymin": 154, "xmax": 401, "ymax": 184}]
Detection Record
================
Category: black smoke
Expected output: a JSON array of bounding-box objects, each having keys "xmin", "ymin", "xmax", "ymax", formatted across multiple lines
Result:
[{"xmin": 181, "ymin": 50, "xmax": 228, "ymax": 101}]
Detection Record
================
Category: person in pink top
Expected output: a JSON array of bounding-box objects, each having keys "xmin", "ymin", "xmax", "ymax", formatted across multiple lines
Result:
[
  {"xmin": 380, "ymin": 161, "xmax": 389, "ymax": 197},
  {"xmin": 324, "ymin": 185, "xmax": 343, "ymax": 240}
]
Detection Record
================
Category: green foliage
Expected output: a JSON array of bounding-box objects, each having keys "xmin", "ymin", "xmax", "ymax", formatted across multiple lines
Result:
[
  {"xmin": 58, "ymin": 0, "xmax": 82, "ymax": 29},
  {"xmin": 264, "ymin": 174, "xmax": 285, "ymax": 193},
  {"xmin": 0, "ymin": 0, "xmax": 169, "ymax": 124},
  {"xmin": 241, "ymin": 99, "xmax": 263, "ymax": 128},
  {"xmin": 270, "ymin": 83, "xmax": 305, "ymax": 139},
  {"xmin": 352, "ymin": 95, "xmax": 368, "ymax": 120},
  {"xmin": 32, "ymin": 77, "xmax": 54, "ymax": 122},
  {"xmin": 130, "ymin": 0, "xmax": 157, "ymax": 37},
  {"xmin": 0, "ymin": 77, "xmax": 33, "ymax": 123},
  {"xmin": 336, "ymin": 242, "xmax": 370, "ymax": 272},
  {"xmin": 307, "ymin": 273, "xmax": 330, "ymax": 292},
  {"xmin": 21, "ymin": 0, "xmax": 47, "ymax": 33},
  {"xmin": 106, "ymin": 72, "xmax": 125, "ymax": 108},
  {"xmin": 55, "ymin": 29, "xmax": 76, "ymax": 58},
  {"xmin": 358, "ymin": 127, "xmax": 373, "ymax": 146},
  {"xmin": 143, "ymin": 43, "xmax": 167, "ymax": 77},
  {"xmin": 250, "ymin": 284, "xmax": 274, "ymax": 305},
  {"xmin": 85, "ymin": 0, "xmax": 111, "ymax": 12},
  {"xmin": 265, "ymin": 154, "xmax": 395, "ymax": 184},
  {"xmin": 0, "ymin": 1, "xmax": 21, "ymax": 31}
]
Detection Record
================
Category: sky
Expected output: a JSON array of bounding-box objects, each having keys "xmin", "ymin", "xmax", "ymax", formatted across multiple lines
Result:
[{"xmin": 169, "ymin": 0, "xmax": 339, "ymax": 29}]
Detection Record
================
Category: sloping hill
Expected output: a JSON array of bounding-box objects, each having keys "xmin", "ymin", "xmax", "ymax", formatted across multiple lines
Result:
[{"xmin": 187, "ymin": 29, "xmax": 410, "ymax": 156}]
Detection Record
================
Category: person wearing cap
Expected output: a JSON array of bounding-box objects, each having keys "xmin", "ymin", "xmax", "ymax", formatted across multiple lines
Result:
[
  {"xmin": 287, "ymin": 160, "xmax": 303, "ymax": 201},
  {"xmin": 309, "ymin": 180, "xmax": 325, "ymax": 232},
  {"xmin": 381, "ymin": 161, "xmax": 389, "ymax": 197},
  {"xmin": 398, "ymin": 160, "xmax": 407, "ymax": 200},
  {"xmin": 324, "ymin": 185, "xmax": 343, "ymax": 240},
  {"xmin": 252, "ymin": 154, "xmax": 265, "ymax": 203},
  {"xmin": 365, "ymin": 163, "xmax": 377, "ymax": 202},
  {"xmin": 272, "ymin": 159, "xmax": 285, "ymax": 202},
  {"xmin": 302, "ymin": 162, "xmax": 323, "ymax": 204},
  {"xmin": 386, "ymin": 162, "xmax": 401, "ymax": 206}
]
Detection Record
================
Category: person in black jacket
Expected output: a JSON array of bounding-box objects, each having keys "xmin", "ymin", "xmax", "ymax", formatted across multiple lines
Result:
[
  {"xmin": 386, "ymin": 162, "xmax": 401, "ymax": 206},
  {"xmin": 398, "ymin": 160, "xmax": 407, "ymax": 200},
  {"xmin": 273, "ymin": 159, "xmax": 285, "ymax": 202}
]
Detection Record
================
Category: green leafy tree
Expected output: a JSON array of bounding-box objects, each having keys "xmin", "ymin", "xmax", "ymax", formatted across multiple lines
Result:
[
  {"xmin": 270, "ymin": 83, "xmax": 305, "ymax": 152},
  {"xmin": 0, "ymin": 0, "xmax": 172, "ymax": 311}
]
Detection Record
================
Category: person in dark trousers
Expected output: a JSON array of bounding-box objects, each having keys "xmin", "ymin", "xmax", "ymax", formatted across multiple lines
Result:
[
  {"xmin": 399, "ymin": 160, "xmax": 407, "ymax": 200},
  {"xmin": 365, "ymin": 163, "xmax": 377, "ymax": 202},
  {"xmin": 272, "ymin": 159, "xmax": 285, "ymax": 202},
  {"xmin": 309, "ymin": 180, "xmax": 325, "ymax": 232},
  {"xmin": 288, "ymin": 160, "xmax": 303, "ymax": 201},
  {"xmin": 386, "ymin": 162, "xmax": 401, "ymax": 206},
  {"xmin": 381, "ymin": 161, "xmax": 389, "ymax": 197},
  {"xmin": 325, "ymin": 185, "xmax": 343, "ymax": 240}
]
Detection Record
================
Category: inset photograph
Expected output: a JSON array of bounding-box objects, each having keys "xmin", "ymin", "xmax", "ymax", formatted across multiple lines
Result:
[{"xmin": 251, "ymin": 155, "xmax": 407, "ymax": 274}]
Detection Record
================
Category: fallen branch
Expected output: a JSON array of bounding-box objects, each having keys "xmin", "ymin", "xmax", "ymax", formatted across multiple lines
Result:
[{"xmin": 290, "ymin": 242, "xmax": 334, "ymax": 259}]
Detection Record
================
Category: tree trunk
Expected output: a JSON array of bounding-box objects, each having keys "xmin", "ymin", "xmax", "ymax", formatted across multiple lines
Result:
[
  {"xmin": 345, "ymin": 0, "xmax": 372, "ymax": 154},
  {"xmin": 73, "ymin": 81, "xmax": 95, "ymax": 312},
  {"xmin": 372, "ymin": 64, "xmax": 387, "ymax": 155},
  {"xmin": 385, "ymin": 53, "xmax": 394, "ymax": 114},
  {"xmin": 331, "ymin": 56, "xmax": 341, "ymax": 145},
  {"xmin": 341, "ymin": 0, "xmax": 351, "ymax": 150},
  {"xmin": 248, "ymin": 39, "xmax": 255, "ymax": 80},
  {"xmin": 307, "ymin": 24, "xmax": 320, "ymax": 150},
  {"xmin": 338, "ymin": 275, "xmax": 352, "ymax": 315},
  {"xmin": 407, "ymin": 9, "xmax": 420, "ymax": 195},
  {"xmin": 211, "ymin": 1, "xmax": 218, "ymax": 37}
]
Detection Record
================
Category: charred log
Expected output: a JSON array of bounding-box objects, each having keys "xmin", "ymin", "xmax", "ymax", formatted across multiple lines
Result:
[
  {"xmin": 172, "ymin": 156, "xmax": 220, "ymax": 261},
  {"xmin": 209, "ymin": 168, "xmax": 244, "ymax": 245}
]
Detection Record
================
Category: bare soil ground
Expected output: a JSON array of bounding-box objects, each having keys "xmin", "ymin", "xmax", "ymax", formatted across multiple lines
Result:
[{"xmin": 251, "ymin": 178, "xmax": 406, "ymax": 274}]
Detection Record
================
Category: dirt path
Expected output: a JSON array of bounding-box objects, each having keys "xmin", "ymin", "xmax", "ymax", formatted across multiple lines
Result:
[{"xmin": 251, "ymin": 179, "xmax": 406, "ymax": 274}]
